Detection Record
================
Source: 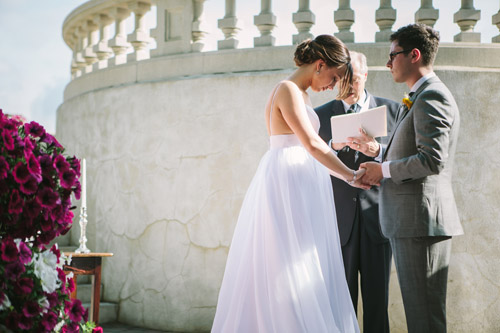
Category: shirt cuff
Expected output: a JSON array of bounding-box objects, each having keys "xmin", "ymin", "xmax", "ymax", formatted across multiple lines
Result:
[
  {"xmin": 374, "ymin": 143, "xmax": 385, "ymax": 162},
  {"xmin": 381, "ymin": 161, "xmax": 391, "ymax": 178}
]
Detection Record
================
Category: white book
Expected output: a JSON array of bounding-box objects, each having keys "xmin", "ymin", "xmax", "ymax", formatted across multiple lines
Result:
[{"xmin": 330, "ymin": 105, "xmax": 387, "ymax": 143}]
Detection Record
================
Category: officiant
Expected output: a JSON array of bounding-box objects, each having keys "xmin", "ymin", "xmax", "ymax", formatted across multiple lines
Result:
[{"xmin": 315, "ymin": 51, "xmax": 399, "ymax": 333}]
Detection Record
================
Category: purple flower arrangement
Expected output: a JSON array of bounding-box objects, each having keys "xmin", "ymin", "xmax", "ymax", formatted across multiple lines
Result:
[{"xmin": 0, "ymin": 110, "xmax": 100, "ymax": 332}]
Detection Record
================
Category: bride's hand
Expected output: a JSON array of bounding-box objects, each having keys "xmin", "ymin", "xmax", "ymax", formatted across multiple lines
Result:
[{"xmin": 349, "ymin": 168, "xmax": 371, "ymax": 190}]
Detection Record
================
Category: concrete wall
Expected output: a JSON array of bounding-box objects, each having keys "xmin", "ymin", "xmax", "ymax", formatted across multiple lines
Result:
[{"xmin": 56, "ymin": 43, "xmax": 500, "ymax": 331}]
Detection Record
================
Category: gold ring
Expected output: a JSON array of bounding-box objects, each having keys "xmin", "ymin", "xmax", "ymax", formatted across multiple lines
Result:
[{"xmin": 357, "ymin": 144, "xmax": 360, "ymax": 149}]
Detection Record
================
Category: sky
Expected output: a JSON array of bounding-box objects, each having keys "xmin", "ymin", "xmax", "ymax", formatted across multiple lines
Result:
[{"xmin": 0, "ymin": 0, "xmax": 497, "ymax": 134}]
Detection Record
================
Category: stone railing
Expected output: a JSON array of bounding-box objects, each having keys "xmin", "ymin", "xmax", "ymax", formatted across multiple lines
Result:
[{"xmin": 63, "ymin": 0, "xmax": 500, "ymax": 79}]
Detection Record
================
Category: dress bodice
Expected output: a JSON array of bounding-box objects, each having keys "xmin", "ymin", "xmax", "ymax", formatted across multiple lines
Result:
[{"xmin": 270, "ymin": 104, "xmax": 319, "ymax": 149}]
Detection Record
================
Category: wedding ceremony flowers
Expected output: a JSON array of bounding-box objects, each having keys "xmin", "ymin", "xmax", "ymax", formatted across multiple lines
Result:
[
  {"xmin": 0, "ymin": 110, "xmax": 99, "ymax": 332},
  {"xmin": 402, "ymin": 92, "xmax": 413, "ymax": 109}
]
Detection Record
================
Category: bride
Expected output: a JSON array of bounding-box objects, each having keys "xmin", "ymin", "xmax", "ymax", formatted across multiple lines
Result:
[{"xmin": 212, "ymin": 35, "xmax": 365, "ymax": 333}]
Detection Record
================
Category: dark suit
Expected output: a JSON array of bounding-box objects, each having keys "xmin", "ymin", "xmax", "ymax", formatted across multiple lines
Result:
[{"xmin": 315, "ymin": 92, "xmax": 399, "ymax": 333}]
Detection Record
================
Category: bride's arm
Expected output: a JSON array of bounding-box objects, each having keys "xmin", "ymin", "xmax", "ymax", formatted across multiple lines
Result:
[{"xmin": 274, "ymin": 82, "xmax": 365, "ymax": 185}]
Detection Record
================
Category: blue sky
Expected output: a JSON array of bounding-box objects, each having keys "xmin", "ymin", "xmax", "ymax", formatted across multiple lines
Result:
[{"xmin": 0, "ymin": 0, "xmax": 497, "ymax": 134}]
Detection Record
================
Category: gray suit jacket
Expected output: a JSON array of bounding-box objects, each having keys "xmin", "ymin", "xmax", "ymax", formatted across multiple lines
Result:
[{"xmin": 380, "ymin": 76, "xmax": 463, "ymax": 238}]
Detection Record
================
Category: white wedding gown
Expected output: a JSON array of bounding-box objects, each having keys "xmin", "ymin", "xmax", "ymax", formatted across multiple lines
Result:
[{"xmin": 212, "ymin": 97, "xmax": 359, "ymax": 333}]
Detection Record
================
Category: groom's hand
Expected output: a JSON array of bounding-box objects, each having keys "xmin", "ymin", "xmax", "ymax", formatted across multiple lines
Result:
[
  {"xmin": 359, "ymin": 161, "xmax": 383, "ymax": 186},
  {"xmin": 347, "ymin": 128, "xmax": 380, "ymax": 157},
  {"xmin": 350, "ymin": 168, "xmax": 371, "ymax": 190}
]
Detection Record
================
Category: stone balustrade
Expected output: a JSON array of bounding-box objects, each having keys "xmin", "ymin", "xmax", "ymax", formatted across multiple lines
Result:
[{"xmin": 63, "ymin": 0, "xmax": 500, "ymax": 79}]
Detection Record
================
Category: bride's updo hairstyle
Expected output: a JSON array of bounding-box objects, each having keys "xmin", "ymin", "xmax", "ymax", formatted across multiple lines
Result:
[{"xmin": 294, "ymin": 35, "xmax": 353, "ymax": 100}]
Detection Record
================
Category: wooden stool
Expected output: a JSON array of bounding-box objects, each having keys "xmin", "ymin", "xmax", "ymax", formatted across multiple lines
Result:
[{"xmin": 63, "ymin": 252, "xmax": 113, "ymax": 324}]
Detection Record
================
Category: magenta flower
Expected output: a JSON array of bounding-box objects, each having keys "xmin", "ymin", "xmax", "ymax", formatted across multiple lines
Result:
[
  {"xmin": 13, "ymin": 162, "xmax": 30, "ymax": 184},
  {"xmin": 73, "ymin": 180, "xmax": 81, "ymax": 200},
  {"xmin": 23, "ymin": 136, "xmax": 35, "ymax": 152},
  {"xmin": 5, "ymin": 261, "xmax": 25, "ymax": 279},
  {"xmin": 60, "ymin": 168, "xmax": 77, "ymax": 189},
  {"xmin": 1, "ymin": 238, "xmax": 18, "ymax": 262},
  {"xmin": 8, "ymin": 189, "xmax": 24, "ymax": 214},
  {"xmin": 22, "ymin": 300, "xmax": 40, "ymax": 318},
  {"xmin": 36, "ymin": 187, "xmax": 60, "ymax": 208},
  {"xmin": 68, "ymin": 276, "xmax": 76, "ymax": 293},
  {"xmin": 41, "ymin": 132, "xmax": 62, "ymax": 148},
  {"xmin": 39, "ymin": 154, "xmax": 54, "ymax": 177},
  {"xmin": 93, "ymin": 327, "xmax": 104, "ymax": 333},
  {"xmin": 40, "ymin": 218, "xmax": 54, "ymax": 232},
  {"xmin": 20, "ymin": 175, "xmax": 39, "ymax": 195},
  {"xmin": 18, "ymin": 241, "xmax": 32, "ymax": 264},
  {"xmin": 18, "ymin": 316, "xmax": 33, "ymax": 329},
  {"xmin": 24, "ymin": 121, "xmax": 46, "ymax": 138},
  {"xmin": 41, "ymin": 311, "xmax": 58, "ymax": 331},
  {"xmin": 27, "ymin": 153, "xmax": 42, "ymax": 182},
  {"xmin": 14, "ymin": 278, "xmax": 34, "ymax": 295},
  {"xmin": 65, "ymin": 299, "xmax": 85, "ymax": 323},
  {"xmin": 45, "ymin": 292, "xmax": 59, "ymax": 308},
  {"xmin": 0, "ymin": 156, "xmax": 9, "ymax": 179},
  {"xmin": 2, "ymin": 130, "xmax": 15, "ymax": 151},
  {"xmin": 53, "ymin": 154, "xmax": 70, "ymax": 173},
  {"xmin": 24, "ymin": 199, "xmax": 42, "ymax": 219},
  {"xmin": 69, "ymin": 156, "xmax": 81, "ymax": 177}
]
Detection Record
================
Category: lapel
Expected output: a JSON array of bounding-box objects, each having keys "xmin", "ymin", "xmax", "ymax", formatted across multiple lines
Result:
[{"xmin": 383, "ymin": 76, "xmax": 441, "ymax": 160}]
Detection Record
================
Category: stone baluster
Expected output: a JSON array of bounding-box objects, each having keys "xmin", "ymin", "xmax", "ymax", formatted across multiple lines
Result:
[
  {"xmin": 92, "ymin": 13, "xmax": 114, "ymax": 70},
  {"xmin": 82, "ymin": 20, "xmax": 99, "ymax": 74},
  {"xmin": 254, "ymin": 0, "xmax": 277, "ymax": 47},
  {"xmin": 454, "ymin": 0, "xmax": 481, "ymax": 42},
  {"xmin": 218, "ymin": 0, "xmax": 240, "ymax": 49},
  {"xmin": 334, "ymin": 0, "xmax": 354, "ymax": 43},
  {"xmin": 375, "ymin": 0, "xmax": 396, "ymax": 42},
  {"xmin": 492, "ymin": 1, "xmax": 500, "ymax": 42},
  {"xmin": 108, "ymin": 6, "xmax": 131, "ymax": 66},
  {"xmin": 74, "ymin": 25, "xmax": 88, "ymax": 76},
  {"xmin": 192, "ymin": 0, "xmax": 208, "ymax": 52},
  {"xmin": 127, "ymin": 1, "xmax": 152, "ymax": 61},
  {"xmin": 68, "ymin": 32, "xmax": 81, "ymax": 79},
  {"xmin": 293, "ymin": 0, "xmax": 315, "ymax": 44},
  {"xmin": 415, "ymin": 0, "xmax": 439, "ymax": 27}
]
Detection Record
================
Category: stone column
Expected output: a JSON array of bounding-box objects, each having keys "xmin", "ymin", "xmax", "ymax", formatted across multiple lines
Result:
[
  {"xmin": 127, "ymin": 1, "xmax": 152, "ymax": 61},
  {"xmin": 92, "ymin": 13, "xmax": 113, "ymax": 71},
  {"xmin": 254, "ymin": 0, "xmax": 277, "ymax": 47},
  {"xmin": 108, "ymin": 6, "xmax": 131, "ymax": 66},
  {"xmin": 83, "ymin": 20, "xmax": 99, "ymax": 74},
  {"xmin": 492, "ymin": 1, "xmax": 500, "ymax": 42},
  {"xmin": 67, "ymin": 32, "xmax": 81, "ymax": 79},
  {"xmin": 415, "ymin": 0, "xmax": 439, "ymax": 27},
  {"xmin": 375, "ymin": 0, "xmax": 396, "ymax": 42},
  {"xmin": 454, "ymin": 0, "xmax": 481, "ymax": 42},
  {"xmin": 192, "ymin": 0, "xmax": 208, "ymax": 52},
  {"xmin": 293, "ymin": 0, "xmax": 315, "ymax": 44},
  {"xmin": 74, "ymin": 24, "xmax": 88, "ymax": 76},
  {"xmin": 218, "ymin": 0, "xmax": 240, "ymax": 49},
  {"xmin": 334, "ymin": 0, "xmax": 354, "ymax": 43}
]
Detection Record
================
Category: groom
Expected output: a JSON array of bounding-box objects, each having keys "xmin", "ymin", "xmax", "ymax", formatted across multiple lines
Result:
[{"xmin": 359, "ymin": 24, "xmax": 464, "ymax": 332}]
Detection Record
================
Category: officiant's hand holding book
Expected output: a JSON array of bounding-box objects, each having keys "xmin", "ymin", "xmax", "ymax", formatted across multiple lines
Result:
[{"xmin": 346, "ymin": 128, "xmax": 382, "ymax": 158}]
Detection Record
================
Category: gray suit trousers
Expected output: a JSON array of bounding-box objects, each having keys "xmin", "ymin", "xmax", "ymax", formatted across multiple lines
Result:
[{"xmin": 390, "ymin": 236, "xmax": 452, "ymax": 333}]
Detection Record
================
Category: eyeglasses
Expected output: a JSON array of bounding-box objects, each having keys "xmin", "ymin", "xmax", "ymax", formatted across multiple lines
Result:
[{"xmin": 388, "ymin": 49, "xmax": 411, "ymax": 62}]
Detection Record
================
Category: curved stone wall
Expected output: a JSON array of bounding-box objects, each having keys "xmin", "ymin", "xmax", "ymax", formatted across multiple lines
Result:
[{"xmin": 56, "ymin": 44, "xmax": 500, "ymax": 331}]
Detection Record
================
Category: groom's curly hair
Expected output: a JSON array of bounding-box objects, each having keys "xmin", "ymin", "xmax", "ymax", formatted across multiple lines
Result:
[
  {"xmin": 390, "ymin": 23, "xmax": 440, "ymax": 66},
  {"xmin": 294, "ymin": 35, "xmax": 353, "ymax": 100}
]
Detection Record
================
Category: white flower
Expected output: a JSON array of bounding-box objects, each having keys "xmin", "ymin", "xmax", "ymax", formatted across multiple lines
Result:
[
  {"xmin": 33, "ymin": 250, "xmax": 61, "ymax": 293},
  {"xmin": 38, "ymin": 296, "xmax": 50, "ymax": 313},
  {"xmin": 0, "ymin": 294, "xmax": 11, "ymax": 310}
]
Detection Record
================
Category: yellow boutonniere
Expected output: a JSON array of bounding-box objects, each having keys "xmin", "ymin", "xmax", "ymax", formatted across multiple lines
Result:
[{"xmin": 402, "ymin": 93, "xmax": 413, "ymax": 109}]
